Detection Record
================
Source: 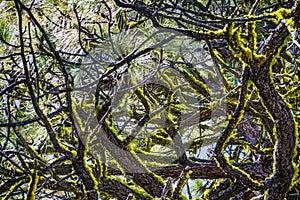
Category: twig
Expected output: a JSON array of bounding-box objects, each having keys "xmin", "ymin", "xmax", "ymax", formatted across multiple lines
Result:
[
  {"xmin": 171, "ymin": 166, "xmax": 191, "ymax": 199},
  {"xmin": 161, "ymin": 177, "xmax": 173, "ymax": 200}
]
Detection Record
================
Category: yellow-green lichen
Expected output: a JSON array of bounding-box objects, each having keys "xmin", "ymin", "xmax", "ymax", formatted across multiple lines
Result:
[
  {"xmin": 4, "ymin": 180, "xmax": 23, "ymax": 199},
  {"xmin": 228, "ymin": 26, "xmax": 254, "ymax": 65},
  {"xmin": 270, "ymin": 8, "xmax": 292, "ymax": 21},
  {"xmin": 177, "ymin": 66, "xmax": 210, "ymax": 96},
  {"xmin": 253, "ymin": 53, "xmax": 267, "ymax": 66},
  {"xmin": 247, "ymin": 22, "xmax": 257, "ymax": 50},
  {"xmin": 112, "ymin": 176, "xmax": 154, "ymax": 199},
  {"xmin": 27, "ymin": 170, "xmax": 38, "ymax": 200},
  {"xmin": 187, "ymin": 138, "xmax": 203, "ymax": 154},
  {"xmin": 213, "ymin": 50, "xmax": 228, "ymax": 66},
  {"xmin": 207, "ymin": 25, "xmax": 227, "ymax": 37}
]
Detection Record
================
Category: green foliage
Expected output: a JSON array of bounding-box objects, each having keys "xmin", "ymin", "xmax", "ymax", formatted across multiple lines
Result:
[{"xmin": 192, "ymin": 180, "xmax": 207, "ymax": 198}]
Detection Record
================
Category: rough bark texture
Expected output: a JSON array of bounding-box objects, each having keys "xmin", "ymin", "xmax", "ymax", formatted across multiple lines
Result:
[{"xmin": 250, "ymin": 4, "xmax": 300, "ymax": 198}]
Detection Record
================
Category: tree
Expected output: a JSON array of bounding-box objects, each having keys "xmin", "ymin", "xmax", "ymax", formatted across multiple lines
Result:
[{"xmin": 0, "ymin": 0, "xmax": 300, "ymax": 199}]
